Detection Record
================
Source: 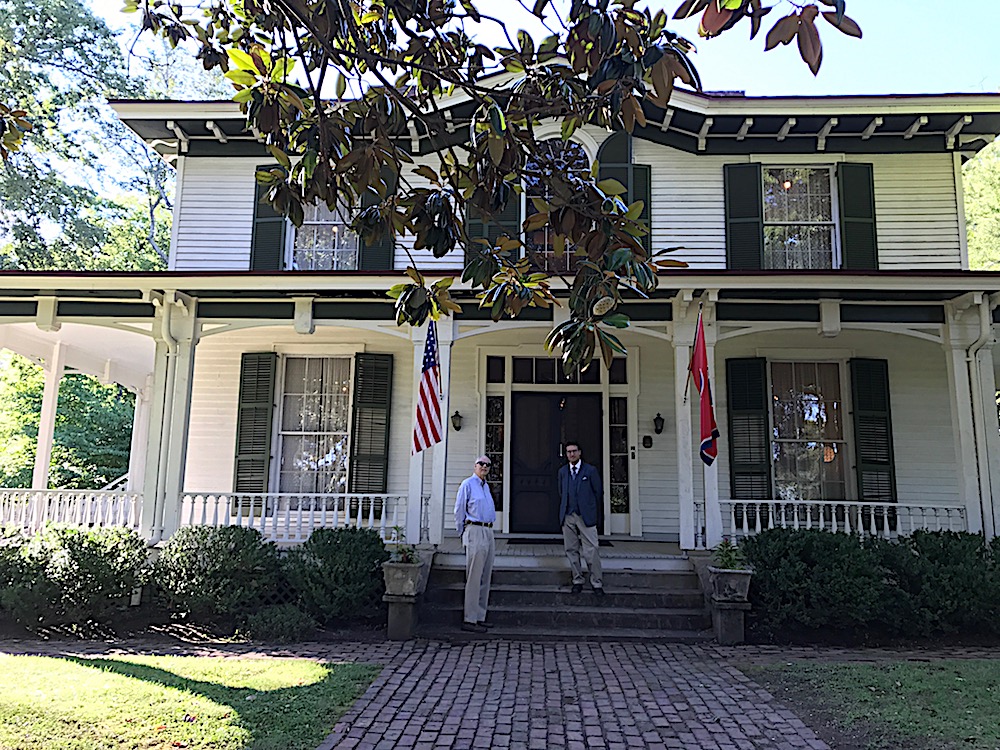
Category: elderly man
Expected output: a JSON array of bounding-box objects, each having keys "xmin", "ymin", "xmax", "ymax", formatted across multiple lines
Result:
[{"xmin": 454, "ymin": 455, "xmax": 497, "ymax": 633}]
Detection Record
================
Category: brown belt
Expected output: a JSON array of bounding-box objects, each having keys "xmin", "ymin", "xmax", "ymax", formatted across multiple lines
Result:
[{"xmin": 465, "ymin": 520, "xmax": 493, "ymax": 528}]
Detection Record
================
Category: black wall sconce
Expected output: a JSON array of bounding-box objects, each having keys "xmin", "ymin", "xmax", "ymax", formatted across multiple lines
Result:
[
  {"xmin": 451, "ymin": 411, "xmax": 463, "ymax": 431},
  {"xmin": 653, "ymin": 413, "xmax": 665, "ymax": 434}
]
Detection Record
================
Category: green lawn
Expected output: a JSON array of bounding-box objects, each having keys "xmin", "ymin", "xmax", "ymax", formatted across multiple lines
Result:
[
  {"xmin": 0, "ymin": 653, "xmax": 380, "ymax": 750},
  {"xmin": 748, "ymin": 660, "xmax": 1000, "ymax": 750}
]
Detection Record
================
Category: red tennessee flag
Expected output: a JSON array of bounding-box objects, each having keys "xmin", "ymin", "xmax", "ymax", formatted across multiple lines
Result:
[
  {"xmin": 689, "ymin": 311, "xmax": 721, "ymax": 466},
  {"xmin": 412, "ymin": 321, "xmax": 443, "ymax": 455}
]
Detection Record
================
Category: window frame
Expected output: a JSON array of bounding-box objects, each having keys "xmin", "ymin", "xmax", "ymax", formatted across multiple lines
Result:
[
  {"xmin": 270, "ymin": 353, "xmax": 356, "ymax": 495},
  {"xmin": 761, "ymin": 165, "xmax": 843, "ymax": 271},
  {"xmin": 285, "ymin": 202, "xmax": 361, "ymax": 272},
  {"xmin": 765, "ymin": 358, "xmax": 856, "ymax": 503}
]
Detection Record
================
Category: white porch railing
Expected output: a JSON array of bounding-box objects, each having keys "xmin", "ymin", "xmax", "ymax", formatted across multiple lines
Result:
[
  {"xmin": 0, "ymin": 489, "xmax": 142, "ymax": 533},
  {"xmin": 718, "ymin": 499, "xmax": 967, "ymax": 542},
  {"xmin": 178, "ymin": 492, "xmax": 407, "ymax": 543}
]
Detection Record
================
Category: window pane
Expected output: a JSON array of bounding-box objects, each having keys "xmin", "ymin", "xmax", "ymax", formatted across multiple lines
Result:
[
  {"xmin": 609, "ymin": 358, "xmax": 627, "ymax": 384},
  {"xmin": 512, "ymin": 357, "xmax": 533, "ymax": 383},
  {"xmin": 293, "ymin": 202, "xmax": 360, "ymax": 271},
  {"xmin": 486, "ymin": 356, "xmax": 505, "ymax": 383},
  {"xmin": 580, "ymin": 362, "xmax": 601, "ymax": 384},
  {"xmin": 773, "ymin": 441, "xmax": 847, "ymax": 502},
  {"xmin": 764, "ymin": 225, "xmax": 834, "ymax": 269},
  {"xmin": 535, "ymin": 357, "xmax": 555, "ymax": 384},
  {"xmin": 764, "ymin": 168, "xmax": 832, "ymax": 222},
  {"xmin": 525, "ymin": 140, "xmax": 589, "ymax": 273}
]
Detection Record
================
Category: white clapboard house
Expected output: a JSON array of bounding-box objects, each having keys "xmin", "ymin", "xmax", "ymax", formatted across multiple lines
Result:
[{"xmin": 3, "ymin": 88, "xmax": 1000, "ymax": 557}]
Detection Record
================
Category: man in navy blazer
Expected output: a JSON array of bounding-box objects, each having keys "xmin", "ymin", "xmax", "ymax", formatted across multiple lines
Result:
[{"xmin": 558, "ymin": 441, "xmax": 604, "ymax": 595}]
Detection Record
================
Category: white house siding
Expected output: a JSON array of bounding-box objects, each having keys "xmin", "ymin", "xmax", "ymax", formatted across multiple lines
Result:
[
  {"xmin": 183, "ymin": 324, "xmax": 414, "ymax": 496},
  {"xmin": 173, "ymin": 157, "xmax": 259, "ymax": 271},
  {"xmin": 864, "ymin": 153, "xmax": 962, "ymax": 270},
  {"xmin": 713, "ymin": 327, "xmax": 960, "ymax": 508}
]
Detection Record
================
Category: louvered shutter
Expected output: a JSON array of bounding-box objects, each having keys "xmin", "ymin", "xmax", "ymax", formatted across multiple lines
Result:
[
  {"xmin": 349, "ymin": 353, "xmax": 393, "ymax": 493},
  {"xmin": 850, "ymin": 358, "xmax": 896, "ymax": 502},
  {"xmin": 234, "ymin": 352, "xmax": 277, "ymax": 492},
  {"xmin": 358, "ymin": 166, "xmax": 397, "ymax": 271},
  {"xmin": 838, "ymin": 163, "xmax": 878, "ymax": 270},
  {"xmin": 599, "ymin": 133, "xmax": 652, "ymax": 253},
  {"xmin": 465, "ymin": 197, "xmax": 521, "ymax": 263},
  {"xmin": 724, "ymin": 163, "xmax": 764, "ymax": 270},
  {"xmin": 726, "ymin": 358, "xmax": 772, "ymax": 500},
  {"xmin": 250, "ymin": 166, "xmax": 287, "ymax": 271}
]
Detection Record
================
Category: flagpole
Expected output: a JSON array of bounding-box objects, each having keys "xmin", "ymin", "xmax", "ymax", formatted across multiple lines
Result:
[{"xmin": 682, "ymin": 301, "xmax": 704, "ymax": 405}]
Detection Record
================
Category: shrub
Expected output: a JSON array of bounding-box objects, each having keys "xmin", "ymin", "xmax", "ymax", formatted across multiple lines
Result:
[
  {"xmin": 283, "ymin": 527, "xmax": 390, "ymax": 624},
  {"xmin": 0, "ymin": 526, "xmax": 149, "ymax": 628},
  {"xmin": 742, "ymin": 528, "xmax": 1000, "ymax": 643},
  {"xmin": 240, "ymin": 604, "xmax": 317, "ymax": 643},
  {"xmin": 155, "ymin": 526, "xmax": 282, "ymax": 623}
]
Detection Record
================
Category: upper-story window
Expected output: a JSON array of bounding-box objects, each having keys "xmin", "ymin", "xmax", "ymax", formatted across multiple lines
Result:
[
  {"xmin": 763, "ymin": 167, "xmax": 838, "ymax": 270},
  {"xmin": 466, "ymin": 132, "xmax": 651, "ymax": 267},
  {"xmin": 291, "ymin": 203, "xmax": 360, "ymax": 271},
  {"xmin": 250, "ymin": 166, "xmax": 394, "ymax": 272},
  {"xmin": 725, "ymin": 162, "xmax": 877, "ymax": 272}
]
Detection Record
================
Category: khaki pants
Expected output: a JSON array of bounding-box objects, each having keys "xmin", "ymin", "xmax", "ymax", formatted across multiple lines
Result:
[
  {"xmin": 562, "ymin": 513, "xmax": 603, "ymax": 588},
  {"xmin": 463, "ymin": 525, "xmax": 494, "ymax": 623}
]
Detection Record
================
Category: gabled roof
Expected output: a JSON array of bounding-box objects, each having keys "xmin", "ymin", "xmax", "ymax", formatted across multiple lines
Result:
[{"xmin": 112, "ymin": 88, "xmax": 1000, "ymax": 160}]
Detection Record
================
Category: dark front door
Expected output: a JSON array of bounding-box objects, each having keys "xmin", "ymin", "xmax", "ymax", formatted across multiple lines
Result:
[{"xmin": 510, "ymin": 393, "xmax": 603, "ymax": 534}]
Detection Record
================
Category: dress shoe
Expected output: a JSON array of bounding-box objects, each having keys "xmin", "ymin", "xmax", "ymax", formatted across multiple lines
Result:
[
  {"xmin": 478, "ymin": 621, "xmax": 494, "ymax": 629},
  {"xmin": 571, "ymin": 583, "xmax": 583, "ymax": 594},
  {"xmin": 592, "ymin": 586, "xmax": 606, "ymax": 597},
  {"xmin": 461, "ymin": 621, "xmax": 488, "ymax": 633}
]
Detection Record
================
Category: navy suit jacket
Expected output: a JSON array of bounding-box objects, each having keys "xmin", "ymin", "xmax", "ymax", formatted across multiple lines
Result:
[{"xmin": 558, "ymin": 461, "xmax": 603, "ymax": 528}]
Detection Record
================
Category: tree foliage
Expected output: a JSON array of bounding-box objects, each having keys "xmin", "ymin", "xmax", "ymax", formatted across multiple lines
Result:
[
  {"xmin": 133, "ymin": 0, "xmax": 861, "ymax": 371},
  {"xmin": 0, "ymin": 352, "xmax": 136, "ymax": 489},
  {"xmin": 965, "ymin": 139, "xmax": 1000, "ymax": 271}
]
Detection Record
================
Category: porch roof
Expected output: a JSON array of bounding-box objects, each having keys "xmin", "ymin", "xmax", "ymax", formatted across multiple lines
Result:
[{"xmin": 1, "ymin": 270, "xmax": 1000, "ymax": 327}]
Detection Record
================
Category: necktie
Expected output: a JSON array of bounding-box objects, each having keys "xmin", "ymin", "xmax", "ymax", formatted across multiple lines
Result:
[{"xmin": 572, "ymin": 466, "xmax": 578, "ymax": 479}]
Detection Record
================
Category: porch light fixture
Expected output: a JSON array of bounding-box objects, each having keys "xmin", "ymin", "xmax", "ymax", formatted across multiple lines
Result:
[
  {"xmin": 653, "ymin": 413, "xmax": 665, "ymax": 435},
  {"xmin": 451, "ymin": 411, "xmax": 463, "ymax": 431}
]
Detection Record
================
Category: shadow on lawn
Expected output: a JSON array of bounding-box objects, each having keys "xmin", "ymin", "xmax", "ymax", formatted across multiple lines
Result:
[{"xmin": 55, "ymin": 655, "xmax": 379, "ymax": 749}]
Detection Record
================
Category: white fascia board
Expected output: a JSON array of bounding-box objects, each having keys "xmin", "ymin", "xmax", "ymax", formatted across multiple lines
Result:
[
  {"xmin": 671, "ymin": 89, "xmax": 1000, "ymax": 117},
  {"xmin": 110, "ymin": 100, "xmax": 244, "ymax": 121}
]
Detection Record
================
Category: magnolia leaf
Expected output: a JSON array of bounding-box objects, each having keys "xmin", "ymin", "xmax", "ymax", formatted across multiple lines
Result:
[
  {"xmin": 227, "ymin": 48, "xmax": 258, "ymax": 72},
  {"xmin": 596, "ymin": 178, "xmax": 628, "ymax": 196},
  {"xmin": 765, "ymin": 14, "xmax": 799, "ymax": 50},
  {"xmin": 797, "ymin": 14, "xmax": 823, "ymax": 75},
  {"xmin": 822, "ymin": 11, "xmax": 862, "ymax": 37}
]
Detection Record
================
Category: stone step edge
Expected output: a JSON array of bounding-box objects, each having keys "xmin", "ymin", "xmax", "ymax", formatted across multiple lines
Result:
[
  {"xmin": 426, "ymin": 583, "xmax": 703, "ymax": 595},
  {"xmin": 424, "ymin": 604, "xmax": 710, "ymax": 617},
  {"xmin": 413, "ymin": 627, "xmax": 715, "ymax": 643},
  {"xmin": 430, "ymin": 556, "xmax": 696, "ymax": 572}
]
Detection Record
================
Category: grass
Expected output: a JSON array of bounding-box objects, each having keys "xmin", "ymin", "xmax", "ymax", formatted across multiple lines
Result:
[
  {"xmin": 748, "ymin": 660, "xmax": 1000, "ymax": 750},
  {"xmin": 0, "ymin": 653, "xmax": 380, "ymax": 750}
]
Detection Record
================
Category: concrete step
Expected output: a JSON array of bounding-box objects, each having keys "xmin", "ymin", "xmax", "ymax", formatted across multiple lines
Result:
[
  {"xmin": 414, "ymin": 624, "xmax": 714, "ymax": 643},
  {"xmin": 428, "ymin": 566, "xmax": 701, "ymax": 590},
  {"xmin": 422, "ymin": 582, "xmax": 706, "ymax": 609},
  {"xmin": 420, "ymin": 602, "xmax": 711, "ymax": 630},
  {"xmin": 432, "ymin": 551, "xmax": 692, "ymax": 572}
]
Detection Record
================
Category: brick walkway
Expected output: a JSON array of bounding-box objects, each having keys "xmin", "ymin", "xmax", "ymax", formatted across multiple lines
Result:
[{"xmin": 5, "ymin": 637, "xmax": 997, "ymax": 749}]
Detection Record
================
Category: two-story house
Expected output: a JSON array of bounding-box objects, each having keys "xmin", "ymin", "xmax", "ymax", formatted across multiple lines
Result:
[{"xmin": 3, "ymin": 89, "xmax": 1000, "ymax": 556}]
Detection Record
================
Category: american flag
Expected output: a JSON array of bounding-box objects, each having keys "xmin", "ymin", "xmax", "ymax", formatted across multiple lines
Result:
[
  {"xmin": 689, "ymin": 309, "xmax": 721, "ymax": 466},
  {"xmin": 412, "ymin": 320, "xmax": 443, "ymax": 454}
]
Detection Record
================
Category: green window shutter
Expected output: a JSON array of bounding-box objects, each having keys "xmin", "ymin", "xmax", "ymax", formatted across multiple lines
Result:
[
  {"xmin": 838, "ymin": 163, "xmax": 878, "ymax": 270},
  {"xmin": 724, "ymin": 163, "xmax": 764, "ymax": 270},
  {"xmin": 465, "ymin": 197, "xmax": 521, "ymax": 263},
  {"xmin": 349, "ymin": 353, "xmax": 393, "ymax": 493},
  {"xmin": 359, "ymin": 166, "xmax": 398, "ymax": 271},
  {"xmin": 234, "ymin": 352, "xmax": 277, "ymax": 492},
  {"xmin": 850, "ymin": 358, "xmax": 896, "ymax": 502},
  {"xmin": 250, "ymin": 166, "xmax": 287, "ymax": 271},
  {"xmin": 598, "ymin": 133, "xmax": 652, "ymax": 253},
  {"xmin": 726, "ymin": 358, "xmax": 772, "ymax": 500}
]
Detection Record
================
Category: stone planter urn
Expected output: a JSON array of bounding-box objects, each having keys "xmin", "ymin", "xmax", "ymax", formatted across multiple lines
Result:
[
  {"xmin": 382, "ymin": 560, "xmax": 425, "ymax": 597},
  {"xmin": 708, "ymin": 566, "xmax": 753, "ymax": 602}
]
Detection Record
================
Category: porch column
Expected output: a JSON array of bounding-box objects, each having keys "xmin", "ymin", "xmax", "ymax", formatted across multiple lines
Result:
[
  {"xmin": 139, "ymin": 339, "xmax": 170, "ymax": 542},
  {"xmin": 126, "ymin": 378, "xmax": 153, "ymax": 493},
  {"xmin": 701, "ymin": 303, "xmax": 723, "ymax": 549},
  {"xmin": 159, "ymin": 293, "xmax": 198, "ymax": 540},
  {"xmin": 943, "ymin": 300, "xmax": 984, "ymax": 533},
  {"xmin": 407, "ymin": 329, "xmax": 426, "ymax": 545},
  {"xmin": 672, "ymin": 296, "xmax": 695, "ymax": 550},
  {"xmin": 32, "ymin": 341, "xmax": 65, "ymax": 490},
  {"xmin": 429, "ymin": 319, "xmax": 456, "ymax": 546},
  {"xmin": 974, "ymin": 341, "xmax": 1000, "ymax": 539}
]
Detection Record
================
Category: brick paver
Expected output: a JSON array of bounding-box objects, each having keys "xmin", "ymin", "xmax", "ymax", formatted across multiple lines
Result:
[{"xmin": 5, "ymin": 637, "xmax": 996, "ymax": 749}]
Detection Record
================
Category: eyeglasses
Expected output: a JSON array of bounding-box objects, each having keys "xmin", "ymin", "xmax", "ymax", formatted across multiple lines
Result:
[{"xmin": 476, "ymin": 461, "xmax": 492, "ymax": 468}]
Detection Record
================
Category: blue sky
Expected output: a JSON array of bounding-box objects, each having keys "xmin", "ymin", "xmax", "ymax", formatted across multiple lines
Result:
[{"xmin": 89, "ymin": 0, "xmax": 999, "ymax": 97}]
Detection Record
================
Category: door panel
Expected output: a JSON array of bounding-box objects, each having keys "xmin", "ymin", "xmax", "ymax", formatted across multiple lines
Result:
[{"xmin": 510, "ymin": 393, "xmax": 603, "ymax": 534}]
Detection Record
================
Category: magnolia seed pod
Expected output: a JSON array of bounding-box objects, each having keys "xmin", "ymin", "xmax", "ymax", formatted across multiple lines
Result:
[{"xmin": 592, "ymin": 296, "xmax": 615, "ymax": 317}]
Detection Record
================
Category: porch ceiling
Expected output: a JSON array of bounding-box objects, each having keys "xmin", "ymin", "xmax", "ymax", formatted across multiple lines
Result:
[{"xmin": 0, "ymin": 323, "xmax": 154, "ymax": 393}]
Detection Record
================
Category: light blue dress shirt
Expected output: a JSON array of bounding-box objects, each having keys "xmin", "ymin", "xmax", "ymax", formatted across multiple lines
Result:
[{"xmin": 454, "ymin": 474, "xmax": 496, "ymax": 532}]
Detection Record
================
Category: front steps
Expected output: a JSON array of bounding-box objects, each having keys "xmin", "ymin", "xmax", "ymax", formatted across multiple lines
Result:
[{"xmin": 417, "ymin": 554, "xmax": 712, "ymax": 641}]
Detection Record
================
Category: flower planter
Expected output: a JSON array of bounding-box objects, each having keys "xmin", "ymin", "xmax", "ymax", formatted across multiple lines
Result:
[
  {"xmin": 382, "ymin": 560, "xmax": 425, "ymax": 598},
  {"xmin": 708, "ymin": 566, "xmax": 753, "ymax": 602}
]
